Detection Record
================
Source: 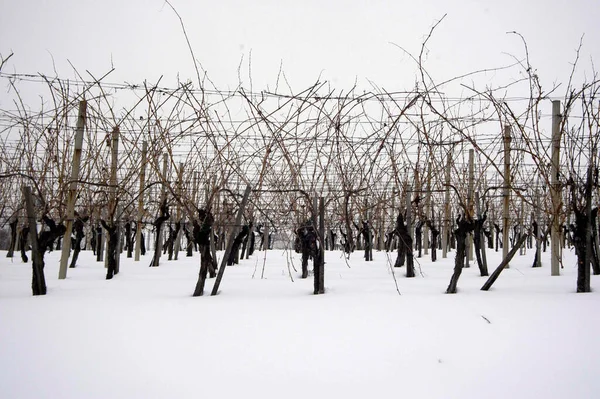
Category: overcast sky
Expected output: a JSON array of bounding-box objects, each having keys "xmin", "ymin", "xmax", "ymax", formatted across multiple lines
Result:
[{"xmin": 1, "ymin": 0, "xmax": 599, "ymax": 101}]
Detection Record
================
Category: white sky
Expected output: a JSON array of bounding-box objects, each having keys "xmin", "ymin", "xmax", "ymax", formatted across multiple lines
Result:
[{"xmin": 1, "ymin": 0, "xmax": 599, "ymax": 100}]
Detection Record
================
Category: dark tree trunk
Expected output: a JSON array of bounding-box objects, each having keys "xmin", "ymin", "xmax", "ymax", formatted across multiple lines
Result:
[
  {"xmin": 241, "ymin": 232, "xmax": 249, "ymax": 258},
  {"xmin": 446, "ymin": 215, "xmax": 475, "ymax": 293},
  {"xmin": 96, "ymin": 225, "xmax": 103, "ymax": 262},
  {"xmin": 313, "ymin": 245, "xmax": 324, "ymax": 294},
  {"xmin": 140, "ymin": 231, "xmax": 146, "ymax": 255},
  {"xmin": 241, "ymin": 222, "xmax": 252, "ymax": 259},
  {"xmin": 365, "ymin": 229, "xmax": 373, "ymax": 261},
  {"xmin": 394, "ymin": 238, "xmax": 406, "ymax": 268},
  {"xmin": 568, "ymin": 169, "xmax": 594, "ymax": 293},
  {"xmin": 164, "ymin": 223, "xmax": 178, "ymax": 261},
  {"xmin": 69, "ymin": 215, "xmax": 89, "ymax": 268},
  {"xmin": 184, "ymin": 224, "xmax": 194, "ymax": 257},
  {"xmin": 91, "ymin": 227, "xmax": 97, "ymax": 256},
  {"xmin": 426, "ymin": 220, "xmax": 439, "ymax": 263},
  {"xmin": 124, "ymin": 222, "xmax": 133, "ymax": 258},
  {"xmin": 19, "ymin": 226, "xmax": 29, "ymax": 263},
  {"xmin": 30, "ymin": 248, "xmax": 45, "ymax": 295},
  {"xmin": 359, "ymin": 221, "xmax": 373, "ymax": 261},
  {"xmin": 257, "ymin": 225, "xmax": 265, "ymax": 251},
  {"xmin": 393, "ymin": 213, "xmax": 413, "ymax": 276},
  {"xmin": 431, "ymin": 228, "xmax": 438, "ymax": 262},
  {"xmin": 484, "ymin": 229, "xmax": 493, "ymax": 249},
  {"xmin": 301, "ymin": 251, "xmax": 310, "ymax": 278},
  {"xmin": 32, "ymin": 216, "xmax": 67, "ymax": 294},
  {"xmin": 219, "ymin": 231, "xmax": 226, "ymax": 251},
  {"xmin": 494, "ymin": 223, "xmax": 501, "ymax": 252},
  {"xmin": 297, "ymin": 225, "xmax": 318, "ymax": 279},
  {"xmin": 542, "ymin": 227, "xmax": 548, "ymax": 252},
  {"xmin": 385, "ymin": 230, "xmax": 394, "ymax": 252},
  {"xmin": 571, "ymin": 209, "xmax": 592, "ymax": 292},
  {"xmin": 195, "ymin": 244, "xmax": 213, "ymax": 294},
  {"xmin": 353, "ymin": 221, "xmax": 362, "ymax": 251},
  {"xmin": 481, "ymin": 233, "xmax": 528, "ymax": 291},
  {"xmin": 339, "ymin": 227, "xmax": 351, "ymax": 255},
  {"xmin": 531, "ymin": 221, "xmax": 541, "ymax": 268},
  {"xmin": 248, "ymin": 229, "xmax": 256, "ymax": 256},
  {"xmin": 532, "ymin": 249, "xmax": 540, "ymax": 268},
  {"xmin": 415, "ymin": 222, "xmax": 423, "ymax": 258},
  {"xmin": 101, "ymin": 220, "xmax": 119, "ymax": 280},
  {"xmin": 405, "ymin": 233, "xmax": 414, "ymax": 277},
  {"xmin": 474, "ymin": 213, "xmax": 488, "ymax": 276},
  {"xmin": 227, "ymin": 225, "xmax": 249, "ymax": 265},
  {"xmin": 590, "ymin": 208, "xmax": 599, "ymax": 275},
  {"xmin": 314, "ymin": 200, "xmax": 325, "ymax": 294},
  {"xmin": 343, "ymin": 194, "xmax": 355, "ymax": 254},
  {"xmin": 509, "ymin": 225, "xmax": 517, "ymax": 248},
  {"xmin": 193, "ymin": 209, "xmax": 216, "ymax": 296},
  {"xmin": 163, "ymin": 225, "xmax": 172, "ymax": 256},
  {"xmin": 6, "ymin": 218, "xmax": 18, "ymax": 258},
  {"xmin": 151, "ymin": 200, "xmax": 169, "ymax": 267}
]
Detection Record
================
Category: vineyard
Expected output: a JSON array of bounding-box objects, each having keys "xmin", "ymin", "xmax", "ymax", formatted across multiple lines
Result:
[{"xmin": 0, "ymin": 32, "xmax": 599, "ymax": 296}]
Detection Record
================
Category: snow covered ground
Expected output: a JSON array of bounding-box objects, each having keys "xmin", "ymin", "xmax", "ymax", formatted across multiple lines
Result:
[{"xmin": 1, "ymin": 246, "xmax": 599, "ymax": 399}]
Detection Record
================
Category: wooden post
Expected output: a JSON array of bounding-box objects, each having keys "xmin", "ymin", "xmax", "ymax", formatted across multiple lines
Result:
[
  {"xmin": 106, "ymin": 127, "xmax": 120, "ymax": 272},
  {"xmin": 390, "ymin": 188, "xmax": 397, "ymax": 251},
  {"xmin": 313, "ymin": 195, "xmax": 318, "ymax": 225},
  {"xmin": 476, "ymin": 191, "xmax": 487, "ymax": 271},
  {"xmin": 405, "ymin": 188, "xmax": 413, "ymax": 248},
  {"xmin": 391, "ymin": 188, "xmax": 396, "ymax": 222},
  {"xmin": 467, "ymin": 149, "xmax": 475, "ymax": 265},
  {"xmin": 424, "ymin": 162, "xmax": 431, "ymax": 255},
  {"xmin": 489, "ymin": 201, "xmax": 495, "ymax": 251},
  {"xmin": 23, "ymin": 186, "xmax": 46, "ymax": 295},
  {"xmin": 211, "ymin": 185, "xmax": 252, "ymax": 296},
  {"xmin": 550, "ymin": 100, "xmax": 562, "ymax": 276},
  {"xmin": 146, "ymin": 211, "xmax": 152, "ymax": 251},
  {"xmin": 153, "ymin": 153, "xmax": 169, "ymax": 265},
  {"xmin": 192, "ymin": 172, "xmax": 199, "ymax": 205},
  {"xmin": 161, "ymin": 153, "xmax": 168, "ymax": 201},
  {"xmin": 413, "ymin": 167, "xmax": 419, "ymax": 248},
  {"xmin": 519, "ymin": 197, "xmax": 525, "ymax": 256},
  {"xmin": 115, "ymin": 203, "xmax": 122, "ymax": 274},
  {"xmin": 110, "ymin": 127, "xmax": 119, "ymax": 225},
  {"xmin": 211, "ymin": 182, "xmax": 219, "ymax": 261},
  {"xmin": 315, "ymin": 196, "xmax": 325, "ymax": 294},
  {"xmin": 173, "ymin": 163, "xmax": 184, "ymax": 260},
  {"xmin": 59, "ymin": 100, "xmax": 87, "ymax": 279},
  {"xmin": 575, "ymin": 165, "xmax": 594, "ymax": 292},
  {"xmin": 391, "ymin": 187, "xmax": 396, "ymax": 221},
  {"xmin": 134, "ymin": 141, "xmax": 147, "ymax": 261},
  {"xmin": 442, "ymin": 151, "xmax": 451, "ymax": 258},
  {"xmin": 502, "ymin": 125, "xmax": 511, "ymax": 267},
  {"xmin": 596, "ymin": 185, "xmax": 600, "ymax": 272},
  {"xmin": 378, "ymin": 193, "xmax": 385, "ymax": 251},
  {"xmin": 534, "ymin": 180, "xmax": 542, "ymax": 267}
]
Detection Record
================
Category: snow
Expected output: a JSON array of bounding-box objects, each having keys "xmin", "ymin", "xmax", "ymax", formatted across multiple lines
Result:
[{"xmin": 1, "ymin": 246, "xmax": 599, "ymax": 398}]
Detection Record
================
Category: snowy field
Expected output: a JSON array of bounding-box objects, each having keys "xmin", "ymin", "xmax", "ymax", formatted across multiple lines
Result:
[{"xmin": 1, "ymin": 246, "xmax": 599, "ymax": 399}]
